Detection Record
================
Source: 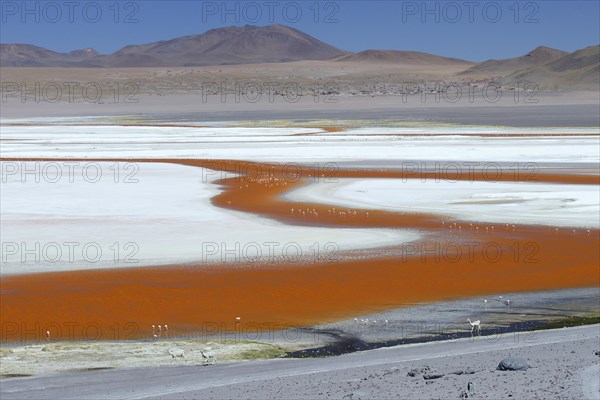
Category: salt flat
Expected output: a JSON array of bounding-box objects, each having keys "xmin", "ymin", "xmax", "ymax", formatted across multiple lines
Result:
[
  {"xmin": 0, "ymin": 161, "xmax": 412, "ymax": 275},
  {"xmin": 1, "ymin": 123, "xmax": 597, "ymax": 274},
  {"xmin": 1, "ymin": 124, "xmax": 598, "ymax": 164},
  {"xmin": 287, "ymin": 178, "xmax": 600, "ymax": 228}
]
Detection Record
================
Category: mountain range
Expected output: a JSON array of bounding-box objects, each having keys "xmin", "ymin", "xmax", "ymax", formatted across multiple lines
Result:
[
  {"xmin": 460, "ymin": 46, "xmax": 569, "ymax": 75},
  {"xmin": 1, "ymin": 24, "xmax": 346, "ymax": 67},
  {"xmin": 1, "ymin": 24, "xmax": 470, "ymax": 68},
  {"xmin": 1, "ymin": 24, "xmax": 598, "ymax": 90}
]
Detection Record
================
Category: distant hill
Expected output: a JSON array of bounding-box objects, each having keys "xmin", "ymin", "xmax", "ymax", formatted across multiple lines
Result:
[
  {"xmin": 460, "ymin": 46, "xmax": 568, "ymax": 75},
  {"xmin": 500, "ymin": 45, "xmax": 600, "ymax": 90},
  {"xmin": 333, "ymin": 50, "xmax": 471, "ymax": 65},
  {"xmin": 0, "ymin": 44, "xmax": 101, "ymax": 67},
  {"xmin": 0, "ymin": 24, "xmax": 346, "ymax": 67}
]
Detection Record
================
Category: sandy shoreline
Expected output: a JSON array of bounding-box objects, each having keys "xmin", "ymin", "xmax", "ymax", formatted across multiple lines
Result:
[
  {"xmin": 2, "ymin": 324, "xmax": 598, "ymax": 399},
  {"xmin": 1, "ymin": 91, "xmax": 599, "ymax": 126}
]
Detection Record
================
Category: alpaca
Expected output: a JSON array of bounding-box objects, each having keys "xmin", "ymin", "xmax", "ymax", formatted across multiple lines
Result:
[
  {"xmin": 467, "ymin": 318, "xmax": 481, "ymax": 335},
  {"xmin": 168, "ymin": 348, "xmax": 185, "ymax": 360},
  {"xmin": 200, "ymin": 350, "xmax": 216, "ymax": 365}
]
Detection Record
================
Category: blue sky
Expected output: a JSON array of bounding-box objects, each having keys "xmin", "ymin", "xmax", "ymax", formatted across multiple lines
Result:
[{"xmin": 1, "ymin": 1, "xmax": 598, "ymax": 61}]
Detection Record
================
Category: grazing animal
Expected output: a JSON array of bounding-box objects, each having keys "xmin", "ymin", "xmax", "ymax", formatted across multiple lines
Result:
[
  {"xmin": 168, "ymin": 348, "xmax": 185, "ymax": 360},
  {"xmin": 467, "ymin": 318, "xmax": 481, "ymax": 335},
  {"xmin": 200, "ymin": 350, "xmax": 216, "ymax": 365}
]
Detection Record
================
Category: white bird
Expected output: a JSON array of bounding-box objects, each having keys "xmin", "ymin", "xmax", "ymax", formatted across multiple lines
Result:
[
  {"xmin": 45, "ymin": 330, "xmax": 50, "ymax": 341},
  {"xmin": 496, "ymin": 296, "xmax": 511, "ymax": 307}
]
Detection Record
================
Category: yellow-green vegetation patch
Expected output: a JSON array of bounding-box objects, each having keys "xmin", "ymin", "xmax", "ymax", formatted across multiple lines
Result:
[
  {"xmin": 0, "ymin": 339, "xmax": 287, "ymax": 376},
  {"xmin": 535, "ymin": 313, "xmax": 600, "ymax": 330},
  {"xmin": 1, "ymin": 373, "xmax": 33, "ymax": 378},
  {"xmin": 0, "ymin": 348, "xmax": 14, "ymax": 356},
  {"xmin": 239, "ymin": 346, "xmax": 287, "ymax": 360}
]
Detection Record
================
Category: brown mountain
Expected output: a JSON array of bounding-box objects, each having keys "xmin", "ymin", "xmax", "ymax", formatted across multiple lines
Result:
[
  {"xmin": 500, "ymin": 45, "xmax": 600, "ymax": 90},
  {"xmin": 333, "ymin": 50, "xmax": 472, "ymax": 65},
  {"xmin": 69, "ymin": 48, "xmax": 101, "ymax": 58},
  {"xmin": 0, "ymin": 24, "xmax": 346, "ymax": 68},
  {"xmin": 460, "ymin": 46, "xmax": 568, "ymax": 75},
  {"xmin": 0, "ymin": 44, "xmax": 104, "ymax": 67},
  {"xmin": 0, "ymin": 44, "xmax": 89, "ymax": 67}
]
